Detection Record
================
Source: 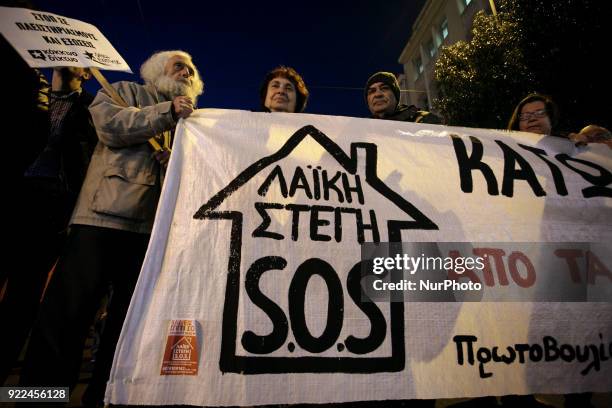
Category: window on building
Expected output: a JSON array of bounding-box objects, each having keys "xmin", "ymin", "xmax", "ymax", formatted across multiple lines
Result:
[
  {"xmin": 427, "ymin": 39, "xmax": 436, "ymax": 58},
  {"xmin": 458, "ymin": 0, "xmax": 472, "ymax": 14},
  {"xmin": 413, "ymin": 57, "xmax": 423, "ymax": 80},
  {"xmin": 440, "ymin": 18, "xmax": 449, "ymax": 40},
  {"xmin": 434, "ymin": 32, "xmax": 442, "ymax": 48}
]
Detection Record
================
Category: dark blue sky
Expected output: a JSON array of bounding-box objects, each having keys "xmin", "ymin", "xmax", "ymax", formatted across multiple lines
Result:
[{"xmin": 34, "ymin": 0, "xmax": 426, "ymax": 117}]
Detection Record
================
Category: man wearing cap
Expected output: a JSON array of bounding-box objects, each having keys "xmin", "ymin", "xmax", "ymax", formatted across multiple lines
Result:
[{"xmin": 365, "ymin": 71, "xmax": 441, "ymax": 124}]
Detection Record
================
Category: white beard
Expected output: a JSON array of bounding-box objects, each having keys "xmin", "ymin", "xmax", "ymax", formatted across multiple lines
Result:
[{"xmin": 154, "ymin": 75, "xmax": 197, "ymax": 102}]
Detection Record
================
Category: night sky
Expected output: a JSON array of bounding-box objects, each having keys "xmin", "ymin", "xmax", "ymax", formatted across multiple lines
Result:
[{"xmin": 33, "ymin": 0, "xmax": 426, "ymax": 118}]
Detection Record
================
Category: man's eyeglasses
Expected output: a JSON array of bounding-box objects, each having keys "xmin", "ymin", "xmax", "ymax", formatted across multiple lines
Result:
[{"xmin": 519, "ymin": 109, "xmax": 548, "ymax": 121}]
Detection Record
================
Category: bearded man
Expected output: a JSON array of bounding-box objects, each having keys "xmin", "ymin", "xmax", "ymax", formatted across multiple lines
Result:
[{"xmin": 20, "ymin": 51, "xmax": 204, "ymax": 406}]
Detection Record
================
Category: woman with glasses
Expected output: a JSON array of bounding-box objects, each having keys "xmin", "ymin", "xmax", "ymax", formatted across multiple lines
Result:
[
  {"xmin": 507, "ymin": 93, "xmax": 558, "ymax": 136},
  {"xmin": 508, "ymin": 92, "xmax": 611, "ymax": 147},
  {"xmin": 502, "ymin": 93, "xmax": 604, "ymax": 408}
]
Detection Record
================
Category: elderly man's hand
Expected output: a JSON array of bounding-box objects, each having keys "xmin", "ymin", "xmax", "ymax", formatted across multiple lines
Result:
[
  {"xmin": 172, "ymin": 96, "xmax": 194, "ymax": 119},
  {"xmin": 153, "ymin": 148, "xmax": 171, "ymax": 168},
  {"xmin": 569, "ymin": 125, "xmax": 612, "ymax": 148}
]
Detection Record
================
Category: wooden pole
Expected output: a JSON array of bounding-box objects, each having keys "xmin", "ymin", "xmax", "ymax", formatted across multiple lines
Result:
[{"xmin": 489, "ymin": 0, "xmax": 500, "ymax": 24}]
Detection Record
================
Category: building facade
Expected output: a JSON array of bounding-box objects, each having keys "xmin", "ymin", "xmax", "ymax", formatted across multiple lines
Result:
[{"xmin": 398, "ymin": 0, "xmax": 489, "ymax": 110}]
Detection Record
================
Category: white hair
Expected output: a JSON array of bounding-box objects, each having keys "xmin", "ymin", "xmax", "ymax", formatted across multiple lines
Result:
[{"xmin": 140, "ymin": 50, "xmax": 204, "ymax": 102}]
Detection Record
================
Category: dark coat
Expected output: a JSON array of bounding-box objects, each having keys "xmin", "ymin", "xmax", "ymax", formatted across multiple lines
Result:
[{"xmin": 383, "ymin": 104, "xmax": 443, "ymax": 124}]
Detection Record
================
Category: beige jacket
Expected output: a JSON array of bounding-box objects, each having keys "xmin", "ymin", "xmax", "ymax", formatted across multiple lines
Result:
[{"xmin": 70, "ymin": 81, "xmax": 176, "ymax": 233}]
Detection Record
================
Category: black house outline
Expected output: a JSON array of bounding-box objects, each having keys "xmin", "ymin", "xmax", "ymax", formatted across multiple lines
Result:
[
  {"xmin": 193, "ymin": 125, "xmax": 438, "ymax": 374},
  {"xmin": 167, "ymin": 336, "xmax": 196, "ymax": 364},
  {"xmin": 171, "ymin": 336, "xmax": 195, "ymax": 353}
]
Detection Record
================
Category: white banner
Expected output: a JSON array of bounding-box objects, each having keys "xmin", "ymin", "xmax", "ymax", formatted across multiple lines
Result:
[
  {"xmin": 0, "ymin": 6, "xmax": 131, "ymax": 72},
  {"xmin": 107, "ymin": 110, "xmax": 612, "ymax": 406}
]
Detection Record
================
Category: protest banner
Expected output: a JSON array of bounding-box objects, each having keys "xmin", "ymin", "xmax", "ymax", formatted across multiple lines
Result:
[
  {"xmin": 107, "ymin": 110, "xmax": 612, "ymax": 405},
  {"xmin": 0, "ymin": 6, "xmax": 131, "ymax": 72}
]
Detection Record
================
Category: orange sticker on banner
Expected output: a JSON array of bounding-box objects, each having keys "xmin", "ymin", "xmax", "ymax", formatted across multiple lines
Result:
[{"xmin": 160, "ymin": 319, "xmax": 199, "ymax": 375}]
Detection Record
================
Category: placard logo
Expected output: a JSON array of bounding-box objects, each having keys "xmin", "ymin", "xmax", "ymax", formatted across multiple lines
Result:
[{"xmin": 160, "ymin": 319, "xmax": 200, "ymax": 375}]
